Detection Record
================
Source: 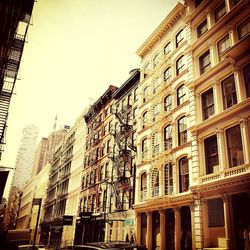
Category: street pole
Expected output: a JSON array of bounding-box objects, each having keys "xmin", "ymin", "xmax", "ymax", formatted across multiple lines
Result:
[{"xmin": 32, "ymin": 198, "xmax": 42, "ymax": 250}]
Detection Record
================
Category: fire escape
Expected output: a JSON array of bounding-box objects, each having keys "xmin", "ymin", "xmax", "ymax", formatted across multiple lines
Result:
[
  {"xmin": 109, "ymin": 104, "xmax": 136, "ymax": 216},
  {"xmin": 0, "ymin": 0, "xmax": 34, "ymax": 158}
]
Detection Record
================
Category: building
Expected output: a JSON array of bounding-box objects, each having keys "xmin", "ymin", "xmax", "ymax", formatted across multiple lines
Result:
[
  {"xmin": 74, "ymin": 85, "xmax": 117, "ymax": 244},
  {"xmin": 4, "ymin": 124, "xmax": 38, "ymax": 230},
  {"xmin": 185, "ymin": 0, "xmax": 250, "ymax": 249},
  {"xmin": 106, "ymin": 69, "xmax": 140, "ymax": 242},
  {"xmin": 133, "ymin": 1, "xmax": 250, "ymax": 250},
  {"xmin": 0, "ymin": 0, "xmax": 35, "ymax": 158}
]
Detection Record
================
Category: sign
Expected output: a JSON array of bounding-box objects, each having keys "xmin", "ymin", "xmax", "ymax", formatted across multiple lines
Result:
[
  {"xmin": 32, "ymin": 198, "xmax": 42, "ymax": 206},
  {"xmin": 80, "ymin": 212, "xmax": 92, "ymax": 220},
  {"xmin": 63, "ymin": 215, "xmax": 73, "ymax": 225},
  {"xmin": 124, "ymin": 218, "xmax": 134, "ymax": 226}
]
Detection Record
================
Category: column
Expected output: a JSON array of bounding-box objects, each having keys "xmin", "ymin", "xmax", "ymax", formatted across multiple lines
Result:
[
  {"xmin": 190, "ymin": 205, "xmax": 196, "ymax": 250},
  {"xmin": 223, "ymin": 195, "xmax": 233, "ymax": 250},
  {"xmin": 206, "ymin": 10, "xmax": 212, "ymax": 29},
  {"xmin": 174, "ymin": 207, "xmax": 181, "ymax": 250},
  {"xmin": 216, "ymin": 128, "xmax": 227, "ymax": 171},
  {"xmin": 212, "ymin": 80, "xmax": 221, "ymax": 114},
  {"xmin": 160, "ymin": 210, "xmax": 166, "ymax": 250},
  {"xmin": 136, "ymin": 176, "xmax": 140, "ymax": 203},
  {"xmin": 105, "ymin": 222, "xmax": 111, "ymax": 242},
  {"xmin": 234, "ymin": 68, "xmax": 244, "ymax": 102},
  {"xmin": 118, "ymin": 221, "xmax": 123, "ymax": 241},
  {"xmin": 209, "ymin": 43, "xmax": 217, "ymax": 66},
  {"xmin": 146, "ymin": 211, "xmax": 152, "ymax": 250},
  {"xmin": 225, "ymin": 0, "xmax": 233, "ymax": 12},
  {"xmin": 135, "ymin": 212, "xmax": 142, "ymax": 245},
  {"xmin": 240, "ymin": 118, "xmax": 250, "ymax": 164}
]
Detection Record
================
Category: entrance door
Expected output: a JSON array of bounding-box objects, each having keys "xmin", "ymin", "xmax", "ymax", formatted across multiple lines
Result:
[
  {"xmin": 166, "ymin": 209, "xmax": 175, "ymax": 250},
  {"xmin": 180, "ymin": 206, "xmax": 192, "ymax": 250},
  {"xmin": 232, "ymin": 192, "xmax": 250, "ymax": 250}
]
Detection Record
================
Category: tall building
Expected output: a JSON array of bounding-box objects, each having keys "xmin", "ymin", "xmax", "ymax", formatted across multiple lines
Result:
[
  {"xmin": 74, "ymin": 85, "xmax": 117, "ymax": 245},
  {"xmin": 4, "ymin": 124, "xmax": 38, "ymax": 229},
  {"xmin": 133, "ymin": 1, "xmax": 250, "ymax": 250}
]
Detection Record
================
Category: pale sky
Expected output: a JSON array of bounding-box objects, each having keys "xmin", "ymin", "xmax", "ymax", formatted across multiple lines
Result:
[{"xmin": 2, "ymin": 0, "xmax": 180, "ymax": 197}]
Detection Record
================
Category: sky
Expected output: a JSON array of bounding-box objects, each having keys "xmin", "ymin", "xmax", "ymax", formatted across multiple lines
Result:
[{"xmin": 1, "ymin": 0, "xmax": 180, "ymax": 197}]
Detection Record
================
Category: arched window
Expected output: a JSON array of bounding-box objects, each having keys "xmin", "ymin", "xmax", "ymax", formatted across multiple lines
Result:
[
  {"xmin": 178, "ymin": 116, "xmax": 187, "ymax": 145},
  {"xmin": 153, "ymin": 53, "xmax": 160, "ymax": 67},
  {"xmin": 140, "ymin": 172, "xmax": 147, "ymax": 201},
  {"xmin": 164, "ymin": 42, "xmax": 171, "ymax": 54},
  {"xmin": 152, "ymin": 132, "xmax": 160, "ymax": 156},
  {"xmin": 164, "ymin": 163, "xmax": 173, "ymax": 195},
  {"xmin": 176, "ymin": 29, "xmax": 184, "ymax": 47},
  {"xmin": 164, "ymin": 95, "xmax": 172, "ymax": 112},
  {"xmin": 179, "ymin": 157, "xmax": 189, "ymax": 193},
  {"xmin": 151, "ymin": 168, "xmax": 159, "ymax": 197},
  {"xmin": 164, "ymin": 67, "xmax": 172, "ymax": 82},
  {"xmin": 177, "ymin": 84, "xmax": 186, "ymax": 105},
  {"xmin": 143, "ymin": 86, "xmax": 149, "ymax": 103},
  {"xmin": 142, "ymin": 111, "xmax": 148, "ymax": 129},
  {"xmin": 176, "ymin": 56, "xmax": 185, "ymax": 75},
  {"xmin": 164, "ymin": 124, "xmax": 172, "ymax": 150},
  {"xmin": 141, "ymin": 138, "xmax": 148, "ymax": 161}
]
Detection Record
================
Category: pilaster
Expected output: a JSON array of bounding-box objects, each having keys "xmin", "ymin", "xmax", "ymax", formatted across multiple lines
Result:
[{"xmin": 146, "ymin": 211, "xmax": 153, "ymax": 250}]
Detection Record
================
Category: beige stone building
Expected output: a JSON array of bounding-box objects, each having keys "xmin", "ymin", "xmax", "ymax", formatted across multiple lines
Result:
[{"xmin": 134, "ymin": 0, "xmax": 250, "ymax": 250}]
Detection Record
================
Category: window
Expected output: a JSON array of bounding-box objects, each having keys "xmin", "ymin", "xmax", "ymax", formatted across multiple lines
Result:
[
  {"xmin": 214, "ymin": 2, "xmax": 226, "ymax": 22},
  {"xmin": 218, "ymin": 34, "xmax": 231, "ymax": 55},
  {"xmin": 197, "ymin": 19, "xmax": 208, "ymax": 38},
  {"xmin": 153, "ymin": 53, "xmax": 161, "ymax": 67},
  {"xmin": 204, "ymin": 135, "xmax": 219, "ymax": 174},
  {"xmin": 143, "ymin": 86, "xmax": 149, "ymax": 103},
  {"xmin": 133, "ymin": 107, "xmax": 138, "ymax": 120},
  {"xmin": 164, "ymin": 125, "xmax": 172, "ymax": 150},
  {"xmin": 238, "ymin": 18, "xmax": 250, "ymax": 39},
  {"xmin": 179, "ymin": 157, "xmax": 189, "ymax": 193},
  {"xmin": 151, "ymin": 168, "xmax": 159, "ymax": 197},
  {"xmin": 178, "ymin": 116, "xmax": 187, "ymax": 145},
  {"xmin": 208, "ymin": 198, "xmax": 224, "ymax": 227},
  {"xmin": 140, "ymin": 172, "xmax": 147, "ymax": 201},
  {"xmin": 233, "ymin": 0, "xmax": 241, "ymax": 5},
  {"xmin": 226, "ymin": 125, "xmax": 244, "ymax": 168},
  {"xmin": 108, "ymin": 121, "xmax": 112, "ymax": 132},
  {"xmin": 177, "ymin": 84, "xmax": 187, "ymax": 105},
  {"xmin": 176, "ymin": 56, "xmax": 185, "ymax": 75},
  {"xmin": 128, "ymin": 94, "xmax": 132, "ymax": 105},
  {"xmin": 164, "ymin": 95, "xmax": 172, "ymax": 112},
  {"xmin": 195, "ymin": 0, "xmax": 204, "ymax": 7},
  {"xmin": 142, "ymin": 111, "xmax": 148, "ymax": 128},
  {"xmin": 164, "ymin": 67, "xmax": 171, "ymax": 82},
  {"xmin": 134, "ymin": 88, "xmax": 138, "ymax": 101},
  {"xmin": 164, "ymin": 42, "xmax": 171, "ymax": 54},
  {"xmin": 141, "ymin": 138, "xmax": 148, "ymax": 161},
  {"xmin": 176, "ymin": 29, "xmax": 184, "ymax": 47},
  {"xmin": 152, "ymin": 132, "xmax": 160, "ymax": 156},
  {"xmin": 222, "ymin": 74, "xmax": 237, "ymax": 109},
  {"xmin": 153, "ymin": 77, "xmax": 160, "ymax": 94},
  {"xmin": 199, "ymin": 50, "xmax": 211, "ymax": 74},
  {"xmin": 243, "ymin": 63, "xmax": 250, "ymax": 97},
  {"xmin": 202, "ymin": 88, "xmax": 214, "ymax": 120},
  {"xmin": 164, "ymin": 163, "xmax": 173, "ymax": 195},
  {"xmin": 144, "ymin": 63, "xmax": 150, "ymax": 78}
]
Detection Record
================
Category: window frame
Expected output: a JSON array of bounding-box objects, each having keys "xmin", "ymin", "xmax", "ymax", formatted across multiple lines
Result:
[
  {"xmin": 164, "ymin": 42, "xmax": 171, "ymax": 55},
  {"xmin": 176, "ymin": 29, "xmax": 184, "ymax": 48},
  {"xmin": 164, "ymin": 124, "xmax": 172, "ymax": 150},
  {"xmin": 177, "ymin": 84, "xmax": 186, "ymax": 106},
  {"xmin": 238, "ymin": 17, "xmax": 250, "ymax": 40},
  {"xmin": 197, "ymin": 19, "xmax": 208, "ymax": 38},
  {"xmin": 202, "ymin": 88, "xmax": 215, "ymax": 120},
  {"xmin": 221, "ymin": 74, "xmax": 237, "ymax": 109},
  {"xmin": 178, "ymin": 116, "xmax": 187, "ymax": 146},
  {"xmin": 164, "ymin": 95, "xmax": 172, "ymax": 112},
  {"xmin": 217, "ymin": 34, "xmax": 231, "ymax": 55},
  {"xmin": 199, "ymin": 50, "xmax": 211, "ymax": 75},
  {"xmin": 179, "ymin": 157, "xmax": 189, "ymax": 193},
  {"xmin": 214, "ymin": 2, "xmax": 226, "ymax": 22},
  {"xmin": 164, "ymin": 67, "xmax": 172, "ymax": 82},
  {"xmin": 176, "ymin": 55, "xmax": 185, "ymax": 75}
]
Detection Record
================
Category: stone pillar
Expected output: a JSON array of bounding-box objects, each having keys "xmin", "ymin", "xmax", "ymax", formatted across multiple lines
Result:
[
  {"xmin": 135, "ymin": 212, "xmax": 141, "ymax": 245},
  {"xmin": 160, "ymin": 210, "xmax": 166, "ymax": 250},
  {"xmin": 234, "ymin": 68, "xmax": 244, "ymax": 102},
  {"xmin": 118, "ymin": 221, "xmax": 123, "ymax": 241},
  {"xmin": 190, "ymin": 205, "xmax": 196, "ymax": 250},
  {"xmin": 174, "ymin": 207, "xmax": 181, "ymax": 250},
  {"xmin": 209, "ymin": 43, "xmax": 216, "ymax": 66},
  {"xmin": 146, "ymin": 211, "xmax": 153, "ymax": 250},
  {"xmin": 223, "ymin": 195, "xmax": 233, "ymax": 250},
  {"xmin": 206, "ymin": 10, "xmax": 212, "ymax": 29},
  {"xmin": 216, "ymin": 128, "xmax": 227, "ymax": 171},
  {"xmin": 212, "ymin": 80, "xmax": 220, "ymax": 114},
  {"xmin": 240, "ymin": 118, "xmax": 250, "ymax": 164}
]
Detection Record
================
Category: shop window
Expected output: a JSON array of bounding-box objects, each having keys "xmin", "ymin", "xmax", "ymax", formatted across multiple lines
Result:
[
  {"xmin": 179, "ymin": 157, "xmax": 189, "ymax": 193},
  {"xmin": 243, "ymin": 63, "xmax": 250, "ymax": 97},
  {"xmin": 164, "ymin": 163, "xmax": 173, "ymax": 195},
  {"xmin": 177, "ymin": 84, "xmax": 187, "ymax": 105},
  {"xmin": 222, "ymin": 74, "xmax": 237, "ymax": 109},
  {"xmin": 176, "ymin": 29, "xmax": 184, "ymax": 48},
  {"xmin": 214, "ymin": 2, "xmax": 226, "ymax": 22},
  {"xmin": 208, "ymin": 198, "xmax": 225, "ymax": 227},
  {"xmin": 199, "ymin": 50, "xmax": 211, "ymax": 74},
  {"xmin": 176, "ymin": 56, "xmax": 185, "ymax": 75},
  {"xmin": 178, "ymin": 116, "xmax": 187, "ymax": 145},
  {"xmin": 202, "ymin": 88, "xmax": 214, "ymax": 120},
  {"xmin": 218, "ymin": 34, "xmax": 231, "ymax": 55},
  {"xmin": 226, "ymin": 125, "xmax": 244, "ymax": 168},
  {"xmin": 164, "ymin": 95, "xmax": 172, "ymax": 112},
  {"xmin": 197, "ymin": 19, "xmax": 208, "ymax": 38},
  {"xmin": 204, "ymin": 135, "xmax": 219, "ymax": 174},
  {"xmin": 238, "ymin": 17, "xmax": 250, "ymax": 39}
]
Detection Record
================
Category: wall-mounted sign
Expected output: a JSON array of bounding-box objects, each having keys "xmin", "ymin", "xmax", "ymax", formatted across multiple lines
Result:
[{"xmin": 63, "ymin": 215, "xmax": 73, "ymax": 225}]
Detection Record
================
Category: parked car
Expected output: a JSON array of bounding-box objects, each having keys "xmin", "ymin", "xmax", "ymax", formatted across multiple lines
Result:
[{"xmin": 73, "ymin": 241, "xmax": 147, "ymax": 250}]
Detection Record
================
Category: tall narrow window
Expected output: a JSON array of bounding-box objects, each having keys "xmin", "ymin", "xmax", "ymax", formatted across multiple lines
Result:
[
  {"xmin": 164, "ymin": 125, "xmax": 172, "ymax": 150},
  {"xmin": 179, "ymin": 157, "xmax": 189, "ymax": 193},
  {"xmin": 226, "ymin": 125, "xmax": 244, "ymax": 168},
  {"xmin": 218, "ymin": 34, "xmax": 231, "ymax": 55},
  {"xmin": 142, "ymin": 111, "xmax": 148, "ymax": 129},
  {"xmin": 177, "ymin": 84, "xmax": 186, "ymax": 105},
  {"xmin": 151, "ymin": 168, "xmax": 159, "ymax": 197},
  {"xmin": 197, "ymin": 19, "xmax": 208, "ymax": 38},
  {"xmin": 222, "ymin": 74, "xmax": 237, "ymax": 109},
  {"xmin": 134, "ymin": 88, "xmax": 138, "ymax": 101},
  {"xmin": 199, "ymin": 50, "xmax": 211, "ymax": 74},
  {"xmin": 204, "ymin": 135, "xmax": 219, "ymax": 174},
  {"xmin": 153, "ymin": 53, "xmax": 161, "ymax": 67},
  {"xmin": 214, "ymin": 2, "xmax": 226, "ymax": 22},
  {"xmin": 178, "ymin": 116, "xmax": 187, "ymax": 145},
  {"xmin": 202, "ymin": 88, "xmax": 214, "ymax": 120},
  {"xmin": 164, "ymin": 42, "xmax": 171, "ymax": 54},
  {"xmin": 153, "ymin": 77, "xmax": 160, "ymax": 94},
  {"xmin": 164, "ymin": 95, "xmax": 172, "ymax": 112},
  {"xmin": 164, "ymin": 67, "xmax": 172, "ymax": 82},
  {"xmin": 238, "ymin": 17, "xmax": 250, "ymax": 39},
  {"xmin": 243, "ymin": 63, "xmax": 250, "ymax": 97},
  {"xmin": 176, "ymin": 56, "xmax": 185, "ymax": 75},
  {"xmin": 164, "ymin": 163, "xmax": 173, "ymax": 195},
  {"xmin": 140, "ymin": 172, "xmax": 147, "ymax": 201},
  {"xmin": 176, "ymin": 29, "xmax": 184, "ymax": 47},
  {"xmin": 143, "ymin": 86, "xmax": 149, "ymax": 103},
  {"xmin": 142, "ymin": 138, "xmax": 148, "ymax": 161}
]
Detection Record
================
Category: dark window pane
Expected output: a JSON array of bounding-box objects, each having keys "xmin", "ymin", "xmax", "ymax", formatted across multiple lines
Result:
[
  {"xmin": 214, "ymin": 2, "xmax": 226, "ymax": 22},
  {"xmin": 197, "ymin": 19, "xmax": 208, "ymax": 38},
  {"xmin": 179, "ymin": 157, "xmax": 189, "ymax": 193},
  {"xmin": 202, "ymin": 88, "xmax": 214, "ymax": 120},
  {"xmin": 199, "ymin": 50, "xmax": 211, "ymax": 74},
  {"xmin": 208, "ymin": 198, "xmax": 225, "ymax": 227},
  {"xmin": 222, "ymin": 74, "xmax": 237, "ymax": 109},
  {"xmin": 178, "ymin": 116, "xmax": 187, "ymax": 145},
  {"xmin": 238, "ymin": 17, "xmax": 250, "ymax": 39}
]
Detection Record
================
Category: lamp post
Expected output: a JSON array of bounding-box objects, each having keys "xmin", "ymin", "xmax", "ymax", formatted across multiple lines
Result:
[{"xmin": 32, "ymin": 198, "xmax": 42, "ymax": 250}]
